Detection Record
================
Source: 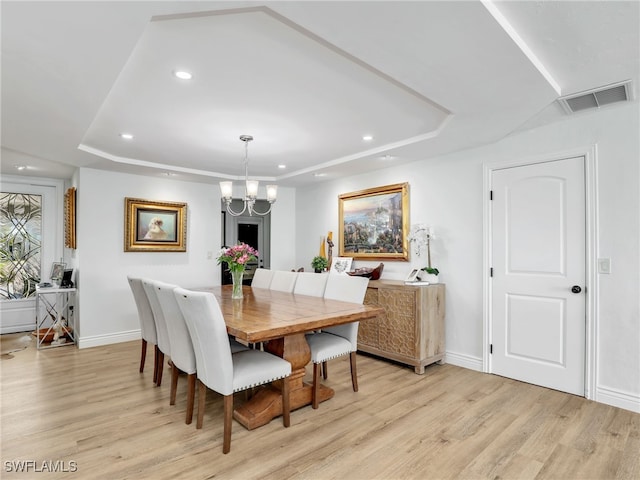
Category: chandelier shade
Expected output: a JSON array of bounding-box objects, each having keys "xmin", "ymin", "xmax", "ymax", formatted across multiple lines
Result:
[{"xmin": 219, "ymin": 135, "xmax": 277, "ymax": 216}]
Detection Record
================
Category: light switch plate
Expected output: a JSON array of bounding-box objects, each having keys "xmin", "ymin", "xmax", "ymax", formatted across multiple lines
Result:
[{"xmin": 598, "ymin": 258, "xmax": 611, "ymax": 274}]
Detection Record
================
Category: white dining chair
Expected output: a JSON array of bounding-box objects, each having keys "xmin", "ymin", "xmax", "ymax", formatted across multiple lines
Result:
[
  {"xmin": 127, "ymin": 276, "xmax": 159, "ymax": 383},
  {"xmin": 293, "ymin": 271, "xmax": 328, "ymax": 297},
  {"xmin": 251, "ymin": 268, "xmax": 274, "ymax": 289},
  {"xmin": 154, "ymin": 281, "xmax": 197, "ymax": 424},
  {"xmin": 142, "ymin": 278, "xmax": 171, "ymax": 387},
  {"xmin": 173, "ymin": 287, "xmax": 292, "ymax": 454},
  {"xmin": 305, "ymin": 275, "xmax": 369, "ymax": 408},
  {"xmin": 155, "ymin": 282, "xmax": 251, "ymax": 424},
  {"xmin": 269, "ymin": 270, "xmax": 298, "ymax": 292}
]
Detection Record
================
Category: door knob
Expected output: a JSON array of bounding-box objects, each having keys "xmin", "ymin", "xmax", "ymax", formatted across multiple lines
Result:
[{"xmin": 571, "ymin": 285, "xmax": 582, "ymax": 294}]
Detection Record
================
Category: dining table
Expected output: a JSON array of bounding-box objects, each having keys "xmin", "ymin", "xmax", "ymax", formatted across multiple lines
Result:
[{"xmin": 198, "ymin": 284, "xmax": 384, "ymax": 430}]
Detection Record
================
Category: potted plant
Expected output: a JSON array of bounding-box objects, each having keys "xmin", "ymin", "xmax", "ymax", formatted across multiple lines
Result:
[
  {"xmin": 311, "ymin": 255, "xmax": 329, "ymax": 273},
  {"xmin": 419, "ymin": 266, "xmax": 439, "ymax": 283}
]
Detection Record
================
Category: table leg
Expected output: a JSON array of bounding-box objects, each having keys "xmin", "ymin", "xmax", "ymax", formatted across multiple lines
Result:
[{"xmin": 232, "ymin": 333, "xmax": 334, "ymax": 430}]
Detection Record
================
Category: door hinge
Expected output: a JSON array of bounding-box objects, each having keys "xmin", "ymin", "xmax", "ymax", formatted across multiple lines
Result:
[
  {"xmin": 490, "ymin": 344, "xmax": 493, "ymax": 354},
  {"xmin": 490, "ymin": 267, "xmax": 493, "ymax": 277},
  {"xmin": 490, "ymin": 190, "xmax": 493, "ymax": 200}
]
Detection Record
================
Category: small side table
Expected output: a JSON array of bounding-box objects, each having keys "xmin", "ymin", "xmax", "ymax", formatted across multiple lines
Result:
[{"xmin": 34, "ymin": 286, "xmax": 77, "ymax": 349}]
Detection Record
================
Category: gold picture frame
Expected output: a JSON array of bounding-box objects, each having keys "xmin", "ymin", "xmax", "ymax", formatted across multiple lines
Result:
[
  {"xmin": 124, "ymin": 198, "xmax": 187, "ymax": 252},
  {"xmin": 339, "ymin": 182, "xmax": 409, "ymax": 261},
  {"xmin": 64, "ymin": 187, "xmax": 76, "ymax": 249}
]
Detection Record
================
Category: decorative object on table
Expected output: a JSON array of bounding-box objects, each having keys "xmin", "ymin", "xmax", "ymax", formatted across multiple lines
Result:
[
  {"xmin": 407, "ymin": 223, "xmax": 440, "ymax": 283},
  {"xmin": 347, "ymin": 262, "xmax": 384, "ymax": 280},
  {"xmin": 64, "ymin": 187, "xmax": 76, "ymax": 249},
  {"xmin": 329, "ymin": 257, "xmax": 352, "ymax": 275},
  {"xmin": 50, "ymin": 262, "xmax": 65, "ymax": 284},
  {"xmin": 326, "ymin": 231, "xmax": 334, "ymax": 267},
  {"xmin": 60, "ymin": 269, "xmax": 74, "ymax": 288},
  {"xmin": 124, "ymin": 198, "xmax": 187, "ymax": 252},
  {"xmin": 217, "ymin": 243, "xmax": 259, "ymax": 299},
  {"xmin": 339, "ymin": 183, "xmax": 409, "ymax": 261},
  {"xmin": 219, "ymin": 135, "xmax": 277, "ymax": 217},
  {"xmin": 311, "ymin": 255, "xmax": 329, "ymax": 273},
  {"xmin": 319, "ymin": 236, "xmax": 326, "ymax": 259},
  {"xmin": 32, "ymin": 325, "xmax": 73, "ymax": 343}
]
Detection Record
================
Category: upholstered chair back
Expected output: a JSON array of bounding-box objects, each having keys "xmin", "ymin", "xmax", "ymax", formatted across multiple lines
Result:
[
  {"xmin": 251, "ymin": 268, "xmax": 274, "ymax": 288},
  {"xmin": 173, "ymin": 288, "xmax": 234, "ymax": 395},
  {"xmin": 127, "ymin": 276, "xmax": 157, "ymax": 345},
  {"xmin": 293, "ymin": 272, "xmax": 328, "ymax": 297},
  {"xmin": 142, "ymin": 278, "xmax": 171, "ymax": 356},
  {"xmin": 322, "ymin": 275, "xmax": 369, "ymax": 347},
  {"xmin": 269, "ymin": 270, "xmax": 298, "ymax": 293},
  {"xmin": 155, "ymin": 281, "xmax": 196, "ymax": 375}
]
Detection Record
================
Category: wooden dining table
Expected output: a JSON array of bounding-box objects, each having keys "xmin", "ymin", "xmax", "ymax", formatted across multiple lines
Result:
[{"xmin": 198, "ymin": 284, "xmax": 384, "ymax": 430}]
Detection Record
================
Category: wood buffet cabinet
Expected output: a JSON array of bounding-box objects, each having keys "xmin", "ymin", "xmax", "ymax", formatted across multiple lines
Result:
[{"xmin": 358, "ymin": 280, "xmax": 445, "ymax": 374}]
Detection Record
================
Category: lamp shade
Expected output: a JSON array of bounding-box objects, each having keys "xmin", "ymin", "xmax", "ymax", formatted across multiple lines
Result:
[
  {"xmin": 266, "ymin": 185, "xmax": 277, "ymax": 203},
  {"xmin": 219, "ymin": 181, "xmax": 233, "ymax": 200},
  {"xmin": 246, "ymin": 180, "xmax": 259, "ymax": 198}
]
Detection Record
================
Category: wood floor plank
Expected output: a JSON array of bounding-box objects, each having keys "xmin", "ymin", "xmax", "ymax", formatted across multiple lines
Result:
[{"xmin": 1, "ymin": 336, "xmax": 638, "ymax": 479}]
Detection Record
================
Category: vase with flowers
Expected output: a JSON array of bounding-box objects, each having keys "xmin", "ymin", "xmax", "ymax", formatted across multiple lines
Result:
[
  {"xmin": 407, "ymin": 224, "xmax": 440, "ymax": 283},
  {"xmin": 217, "ymin": 243, "xmax": 258, "ymax": 299}
]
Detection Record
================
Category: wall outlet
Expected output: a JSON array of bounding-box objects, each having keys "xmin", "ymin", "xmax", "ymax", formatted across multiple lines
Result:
[
  {"xmin": 597, "ymin": 258, "xmax": 611, "ymax": 274},
  {"xmin": 207, "ymin": 251, "xmax": 213, "ymax": 260}
]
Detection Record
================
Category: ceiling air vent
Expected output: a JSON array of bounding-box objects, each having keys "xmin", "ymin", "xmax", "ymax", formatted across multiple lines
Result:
[{"xmin": 557, "ymin": 80, "xmax": 633, "ymax": 114}]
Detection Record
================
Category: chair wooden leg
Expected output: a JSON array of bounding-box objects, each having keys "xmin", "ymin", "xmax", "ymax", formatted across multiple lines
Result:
[
  {"xmin": 196, "ymin": 379, "xmax": 206, "ymax": 429},
  {"xmin": 222, "ymin": 394, "xmax": 233, "ymax": 454},
  {"xmin": 312, "ymin": 363, "xmax": 321, "ymax": 409},
  {"xmin": 350, "ymin": 351, "xmax": 358, "ymax": 392},
  {"xmin": 170, "ymin": 365, "xmax": 180, "ymax": 405},
  {"xmin": 139, "ymin": 339, "xmax": 147, "ymax": 373},
  {"xmin": 152, "ymin": 345, "xmax": 159, "ymax": 383},
  {"xmin": 322, "ymin": 361, "xmax": 328, "ymax": 380},
  {"xmin": 185, "ymin": 373, "xmax": 196, "ymax": 425},
  {"xmin": 282, "ymin": 377, "xmax": 291, "ymax": 427},
  {"xmin": 156, "ymin": 351, "xmax": 165, "ymax": 386}
]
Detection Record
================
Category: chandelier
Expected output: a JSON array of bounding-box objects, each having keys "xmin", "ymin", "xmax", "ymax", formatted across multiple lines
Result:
[{"xmin": 219, "ymin": 135, "xmax": 277, "ymax": 216}]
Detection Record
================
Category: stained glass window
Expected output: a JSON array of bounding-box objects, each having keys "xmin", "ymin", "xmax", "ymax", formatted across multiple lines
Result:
[{"xmin": 0, "ymin": 192, "xmax": 42, "ymax": 299}]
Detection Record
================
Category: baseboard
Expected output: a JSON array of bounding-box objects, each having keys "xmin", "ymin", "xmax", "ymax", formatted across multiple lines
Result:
[
  {"xmin": 595, "ymin": 385, "xmax": 640, "ymax": 413},
  {"xmin": 0, "ymin": 323, "xmax": 35, "ymax": 335},
  {"xmin": 444, "ymin": 350, "xmax": 483, "ymax": 371},
  {"xmin": 78, "ymin": 330, "xmax": 140, "ymax": 349}
]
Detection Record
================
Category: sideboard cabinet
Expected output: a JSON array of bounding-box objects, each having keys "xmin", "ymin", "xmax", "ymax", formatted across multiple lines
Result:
[{"xmin": 358, "ymin": 280, "xmax": 445, "ymax": 374}]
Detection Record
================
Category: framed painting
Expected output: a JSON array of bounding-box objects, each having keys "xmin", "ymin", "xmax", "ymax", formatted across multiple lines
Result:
[
  {"xmin": 338, "ymin": 183, "xmax": 409, "ymax": 261},
  {"xmin": 64, "ymin": 187, "xmax": 76, "ymax": 249},
  {"xmin": 329, "ymin": 257, "xmax": 352, "ymax": 274},
  {"xmin": 50, "ymin": 262, "xmax": 66, "ymax": 283},
  {"xmin": 124, "ymin": 198, "xmax": 187, "ymax": 252}
]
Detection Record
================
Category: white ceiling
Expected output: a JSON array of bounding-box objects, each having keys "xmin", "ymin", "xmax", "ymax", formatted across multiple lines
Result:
[{"xmin": 2, "ymin": 1, "xmax": 638, "ymax": 187}]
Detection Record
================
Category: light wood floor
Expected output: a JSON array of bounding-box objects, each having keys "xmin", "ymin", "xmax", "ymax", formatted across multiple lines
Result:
[{"xmin": 1, "ymin": 336, "xmax": 638, "ymax": 480}]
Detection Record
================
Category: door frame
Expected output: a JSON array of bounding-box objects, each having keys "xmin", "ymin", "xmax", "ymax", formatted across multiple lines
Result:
[{"xmin": 482, "ymin": 145, "xmax": 598, "ymax": 400}]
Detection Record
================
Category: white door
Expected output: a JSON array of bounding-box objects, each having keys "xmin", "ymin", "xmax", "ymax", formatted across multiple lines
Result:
[
  {"xmin": 491, "ymin": 157, "xmax": 586, "ymax": 395},
  {"xmin": 1, "ymin": 180, "xmax": 62, "ymax": 333}
]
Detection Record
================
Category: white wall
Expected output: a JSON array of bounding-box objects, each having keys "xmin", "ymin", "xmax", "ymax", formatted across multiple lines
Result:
[
  {"xmin": 75, "ymin": 168, "xmax": 295, "ymax": 347},
  {"xmin": 295, "ymin": 101, "xmax": 639, "ymax": 412}
]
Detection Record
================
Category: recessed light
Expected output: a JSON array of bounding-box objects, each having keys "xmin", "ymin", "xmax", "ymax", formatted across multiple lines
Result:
[
  {"xmin": 380, "ymin": 154, "xmax": 395, "ymax": 161},
  {"xmin": 362, "ymin": 135, "xmax": 373, "ymax": 141},
  {"xmin": 120, "ymin": 133, "xmax": 134, "ymax": 140},
  {"xmin": 173, "ymin": 70, "xmax": 193, "ymax": 80},
  {"xmin": 14, "ymin": 165, "xmax": 27, "ymax": 171},
  {"xmin": 162, "ymin": 172, "xmax": 176, "ymax": 177},
  {"xmin": 313, "ymin": 173, "xmax": 327, "ymax": 177},
  {"xmin": 278, "ymin": 164, "xmax": 286, "ymax": 169}
]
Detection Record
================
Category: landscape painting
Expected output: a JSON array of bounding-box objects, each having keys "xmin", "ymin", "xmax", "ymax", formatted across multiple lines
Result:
[{"xmin": 338, "ymin": 183, "xmax": 409, "ymax": 261}]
